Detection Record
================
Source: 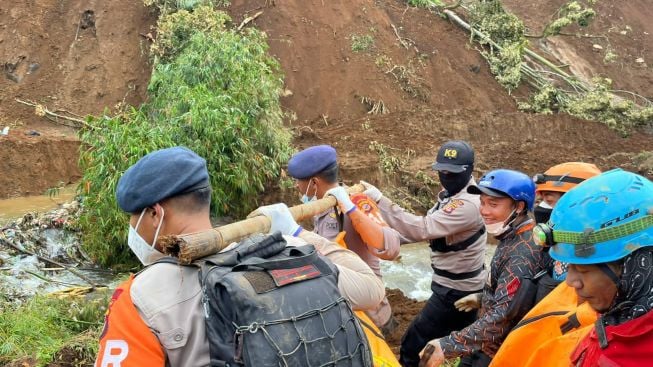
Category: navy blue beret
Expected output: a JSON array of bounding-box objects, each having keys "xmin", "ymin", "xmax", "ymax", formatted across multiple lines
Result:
[
  {"xmin": 287, "ymin": 145, "xmax": 337, "ymax": 179},
  {"xmin": 116, "ymin": 146, "xmax": 209, "ymax": 213}
]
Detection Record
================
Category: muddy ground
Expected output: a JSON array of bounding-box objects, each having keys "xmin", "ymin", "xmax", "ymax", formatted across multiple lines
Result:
[
  {"xmin": 1, "ymin": 0, "xmax": 651, "ymax": 199},
  {"xmin": 0, "ymin": 0, "xmax": 155, "ymax": 198}
]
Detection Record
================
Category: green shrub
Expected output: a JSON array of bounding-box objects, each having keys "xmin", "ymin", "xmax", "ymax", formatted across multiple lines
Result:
[
  {"xmin": 0, "ymin": 295, "xmax": 106, "ymax": 365},
  {"xmin": 150, "ymin": 5, "xmax": 232, "ymax": 61},
  {"xmin": 143, "ymin": 0, "xmax": 229, "ymax": 13},
  {"xmin": 78, "ymin": 8, "xmax": 292, "ymax": 266},
  {"xmin": 79, "ymin": 109, "xmax": 175, "ymax": 266},
  {"xmin": 351, "ymin": 34, "xmax": 375, "ymax": 52},
  {"xmin": 407, "ymin": 0, "xmax": 444, "ymax": 7},
  {"xmin": 147, "ymin": 28, "xmax": 293, "ymax": 217}
]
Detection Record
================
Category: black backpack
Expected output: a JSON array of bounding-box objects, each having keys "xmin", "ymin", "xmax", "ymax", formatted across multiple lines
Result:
[{"xmin": 197, "ymin": 232, "xmax": 372, "ymax": 367}]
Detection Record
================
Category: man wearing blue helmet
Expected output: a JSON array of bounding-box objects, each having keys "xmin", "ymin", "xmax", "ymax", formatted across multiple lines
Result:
[
  {"xmin": 419, "ymin": 169, "xmax": 549, "ymax": 367},
  {"xmin": 531, "ymin": 169, "xmax": 653, "ymax": 366}
]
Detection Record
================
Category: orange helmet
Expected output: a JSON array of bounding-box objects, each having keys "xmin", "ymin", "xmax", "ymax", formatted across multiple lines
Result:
[{"xmin": 533, "ymin": 162, "xmax": 601, "ymax": 194}]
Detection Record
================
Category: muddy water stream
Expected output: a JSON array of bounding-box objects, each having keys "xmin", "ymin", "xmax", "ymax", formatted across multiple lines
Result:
[
  {"xmin": 0, "ymin": 185, "xmax": 77, "ymax": 225},
  {"xmin": 0, "ymin": 187, "xmax": 121, "ymax": 300},
  {"xmin": 381, "ymin": 242, "xmax": 496, "ymax": 301},
  {"xmin": 1, "ymin": 190, "xmax": 494, "ymax": 301}
]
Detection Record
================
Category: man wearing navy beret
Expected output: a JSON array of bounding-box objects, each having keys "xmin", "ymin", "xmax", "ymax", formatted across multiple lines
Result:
[
  {"xmin": 95, "ymin": 146, "xmax": 384, "ymax": 367},
  {"xmin": 288, "ymin": 145, "xmax": 402, "ymax": 334}
]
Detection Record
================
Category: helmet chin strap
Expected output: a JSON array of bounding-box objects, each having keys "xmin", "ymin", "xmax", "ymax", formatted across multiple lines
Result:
[{"xmin": 597, "ymin": 262, "xmax": 621, "ymax": 286}]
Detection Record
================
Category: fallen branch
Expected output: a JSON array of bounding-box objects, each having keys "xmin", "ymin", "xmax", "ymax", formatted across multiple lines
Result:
[
  {"xmin": 237, "ymin": 11, "xmax": 263, "ymax": 32},
  {"xmin": 15, "ymin": 98, "xmax": 94, "ymax": 130},
  {"xmin": 24, "ymin": 270, "xmax": 85, "ymax": 288},
  {"xmin": 443, "ymin": 9, "xmax": 588, "ymax": 92},
  {"xmin": 391, "ymin": 24, "xmax": 410, "ymax": 49},
  {"xmin": 0, "ymin": 234, "xmax": 101, "ymax": 288}
]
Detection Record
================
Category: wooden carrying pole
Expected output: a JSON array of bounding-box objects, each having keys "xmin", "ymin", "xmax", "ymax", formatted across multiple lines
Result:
[{"xmin": 160, "ymin": 184, "xmax": 365, "ymax": 264}]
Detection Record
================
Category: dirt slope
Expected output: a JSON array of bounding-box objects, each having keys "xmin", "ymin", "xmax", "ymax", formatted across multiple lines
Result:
[
  {"xmin": 227, "ymin": 0, "xmax": 653, "ymax": 183},
  {"xmin": 228, "ymin": 0, "xmax": 517, "ymax": 124},
  {"xmin": 3, "ymin": 0, "xmax": 650, "ymax": 199},
  {"xmin": 0, "ymin": 0, "xmax": 155, "ymax": 198},
  {"xmin": 503, "ymin": 0, "xmax": 653, "ymax": 96}
]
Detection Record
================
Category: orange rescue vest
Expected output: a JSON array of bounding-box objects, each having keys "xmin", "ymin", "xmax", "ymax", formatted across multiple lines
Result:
[
  {"xmin": 490, "ymin": 282, "xmax": 597, "ymax": 367},
  {"xmin": 95, "ymin": 275, "xmax": 165, "ymax": 367},
  {"xmin": 334, "ymin": 196, "xmax": 399, "ymax": 367}
]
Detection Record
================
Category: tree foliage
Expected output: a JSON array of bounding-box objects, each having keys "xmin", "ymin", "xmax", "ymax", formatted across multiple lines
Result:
[
  {"xmin": 437, "ymin": 0, "xmax": 652, "ymax": 132},
  {"xmin": 78, "ymin": 5, "xmax": 292, "ymax": 266}
]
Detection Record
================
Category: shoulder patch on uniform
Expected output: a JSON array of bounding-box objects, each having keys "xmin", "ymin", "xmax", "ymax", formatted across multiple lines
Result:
[
  {"xmin": 442, "ymin": 199, "xmax": 464, "ymax": 214},
  {"xmin": 506, "ymin": 277, "xmax": 521, "ymax": 297}
]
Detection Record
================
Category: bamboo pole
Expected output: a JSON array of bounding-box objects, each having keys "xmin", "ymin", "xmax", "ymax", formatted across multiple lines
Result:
[{"xmin": 159, "ymin": 184, "xmax": 365, "ymax": 264}]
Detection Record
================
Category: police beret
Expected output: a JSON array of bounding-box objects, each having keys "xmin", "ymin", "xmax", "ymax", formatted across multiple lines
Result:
[
  {"xmin": 287, "ymin": 145, "xmax": 337, "ymax": 180},
  {"xmin": 116, "ymin": 146, "xmax": 210, "ymax": 213}
]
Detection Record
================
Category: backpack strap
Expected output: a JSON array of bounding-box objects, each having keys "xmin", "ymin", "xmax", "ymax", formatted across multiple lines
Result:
[
  {"xmin": 232, "ymin": 245, "xmax": 322, "ymax": 271},
  {"xmin": 202, "ymin": 232, "xmax": 287, "ymax": 267}
]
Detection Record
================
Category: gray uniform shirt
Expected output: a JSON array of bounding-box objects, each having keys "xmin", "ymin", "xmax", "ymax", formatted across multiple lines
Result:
[
  {"xmin": 128, "ymin": 231, "xmax": 385, "ymax": 367},
  {"xmin": 376, "ymin": 178, "xmax": 487, "ymax": 292},
  {"xmin": 313, "ymin": 204, "xmax": 401, "ymax": 325}
]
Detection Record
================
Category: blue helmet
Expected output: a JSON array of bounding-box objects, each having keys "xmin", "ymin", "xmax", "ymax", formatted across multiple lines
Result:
[
  {"xmin": 545, "ymin": 169, "xmax": 653, "ymax": 265},
  {"xmin": 467, "ymin": 169, "xmax": 536, "ymax": 211}
]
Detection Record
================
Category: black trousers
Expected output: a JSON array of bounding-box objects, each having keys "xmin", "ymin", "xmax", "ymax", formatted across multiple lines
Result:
[{"xmin": 399, "ymin": 282, "xmax": 480, "ymax": 367}]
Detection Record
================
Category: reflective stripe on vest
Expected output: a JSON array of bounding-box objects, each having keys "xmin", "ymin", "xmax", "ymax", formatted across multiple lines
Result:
[{"xmin": 95, "ymin": 275, "xmax": 165, "ymax": 367}]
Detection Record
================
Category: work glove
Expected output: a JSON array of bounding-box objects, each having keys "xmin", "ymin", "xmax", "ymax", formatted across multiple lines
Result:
[
  {"xmin": 360, "ymin": 180, "xmax": 383, "ymax": 203},
  {"xmin": 248, "ymin": 203, "xmax": 303, "ymax": 237},
  {"xmin": 325, "ymin": 186, "xmax": 356, "ymax": 213},
  {"xmin": 454, "ymin": 292, "xmax": 482, "ymax": 312}
]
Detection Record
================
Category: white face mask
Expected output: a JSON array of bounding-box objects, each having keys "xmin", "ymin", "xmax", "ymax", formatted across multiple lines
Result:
[
  {"xmin": 128, "ymin": 207, "xmax": 165, "ymax": 266},
  {"xmin": 484, "ymin": 209, "xmax": 517, "ymax": 236},
  {"xmin": 301, "ymin": 180, "xmax": 317, "ymax": 204}
]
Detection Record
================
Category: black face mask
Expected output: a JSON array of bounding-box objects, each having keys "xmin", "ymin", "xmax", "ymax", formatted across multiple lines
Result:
[
  {"xmin": 438, "ymin": 166, "xmax": 472, "ymax": 196},
  {"xmin": 533, "ymin": 205, "xmax": 553, "ymax": 224}
]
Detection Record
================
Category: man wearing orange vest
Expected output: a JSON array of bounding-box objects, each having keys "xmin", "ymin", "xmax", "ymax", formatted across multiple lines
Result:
[{"xmin": 94, "ymin": 146, "xmax": 385, "ymax": 367}]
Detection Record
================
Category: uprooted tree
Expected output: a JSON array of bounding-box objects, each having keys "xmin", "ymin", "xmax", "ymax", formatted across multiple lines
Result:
[{"xmin": 411, "ymin": 0, "xmax": 653, "ymax": 134}]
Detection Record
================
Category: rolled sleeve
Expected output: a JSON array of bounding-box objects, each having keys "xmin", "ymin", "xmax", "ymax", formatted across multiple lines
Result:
[
  {"xmin": 377, "ymin": 196, "xmax": 477, "ymax": 243},
  {"xmin": 372, "ymin": 226, "xmax": 401, "ymax": 260}
]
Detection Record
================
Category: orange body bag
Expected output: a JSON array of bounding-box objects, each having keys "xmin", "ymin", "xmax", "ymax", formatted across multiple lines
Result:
[{"xmin": 490, "ymin": 283, "xmax": 597, "ymax": 367}]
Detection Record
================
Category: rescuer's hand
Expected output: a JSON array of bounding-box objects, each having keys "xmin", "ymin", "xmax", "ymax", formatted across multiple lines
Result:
[
  {"xmin": 454, "ymin": 293, "xmax": 482, "ymax": 312},
  {"xmin": 360, "ymin": 180, "xmax": 383, "ymax": 203},
  {"xmin": 249, "ymin": 203, "xmax": 303, "ymax": 237},
  {"xmin": 326, "ymin": 186, "xmax": 356, "ymax": 213}
]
